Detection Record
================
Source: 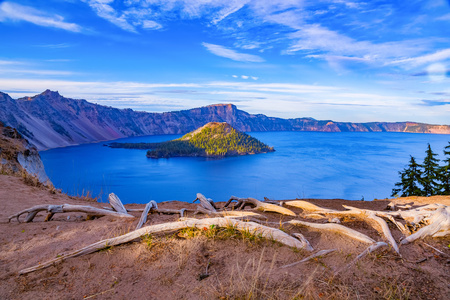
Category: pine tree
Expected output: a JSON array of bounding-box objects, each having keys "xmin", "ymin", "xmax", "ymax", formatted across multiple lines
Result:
[
  {"xmin": 391, "ymin": 156, "xmax": 423, "ymax": 197},
  {"xmin": 438, "ymin": 142, "xmax": 450, "ymax": 195},
  {"xmin": 420, "ymin": 144, "xmax": 440, "ymax": 196}
]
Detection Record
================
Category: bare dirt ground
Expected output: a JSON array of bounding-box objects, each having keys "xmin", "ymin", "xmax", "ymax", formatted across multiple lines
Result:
[{"xmin": 0, "ymin": 174, "xmax": 449, "ymax": 299}]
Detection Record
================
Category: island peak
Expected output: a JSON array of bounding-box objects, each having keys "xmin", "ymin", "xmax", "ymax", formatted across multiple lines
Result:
[{"xmin": 109, "ymin": 122, "xmax": 275, "ymax": 158}]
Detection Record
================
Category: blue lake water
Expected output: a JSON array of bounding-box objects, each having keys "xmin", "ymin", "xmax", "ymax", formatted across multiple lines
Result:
[{"xmin": 40, "ymin": 132, "xmax": 450, "ymax": 204}]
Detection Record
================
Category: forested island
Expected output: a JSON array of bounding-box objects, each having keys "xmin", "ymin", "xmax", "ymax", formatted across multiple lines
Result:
[{"xmin": 108, "ymin": 122, "xmax": 275, "ymax": 158}]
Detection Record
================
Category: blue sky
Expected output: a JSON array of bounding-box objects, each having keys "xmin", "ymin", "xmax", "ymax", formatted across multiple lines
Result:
[{"xmin": 0, "ymin": 0, "xmax": 450, "ymax": 124}]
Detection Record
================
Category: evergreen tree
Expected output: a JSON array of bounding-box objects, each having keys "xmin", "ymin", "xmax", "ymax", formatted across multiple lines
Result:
[
  {"xmin": 438, "ymin": 142, "xmax": 450, "ymax": 195},
  {"xmin": 391, "ymin": 156, "xmax": 423, "ymax": 197},
  {"xmin": 419, "ymin": 144, "xmax": 440, "ymax": 196}
]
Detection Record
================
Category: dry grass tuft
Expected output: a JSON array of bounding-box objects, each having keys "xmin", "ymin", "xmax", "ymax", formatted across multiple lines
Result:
[
  {"xmin": 20, "ymin": 170, "xmax": 42, "ymax": 187},
  {"xmin": 210, "ymin": 250, "xmax": 319, "ymax": 299}
]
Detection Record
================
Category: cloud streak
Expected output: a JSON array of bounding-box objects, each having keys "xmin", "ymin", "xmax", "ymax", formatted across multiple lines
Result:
[
  {"xmin": 202, "ymin": 43, "xmax": 264, "ymax": 62},
  {"xmin": 0, "ymin": 2, "xmax": 81, "ymax": 32}
]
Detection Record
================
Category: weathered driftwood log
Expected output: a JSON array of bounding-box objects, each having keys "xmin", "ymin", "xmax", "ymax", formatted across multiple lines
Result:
[
  {"xmin": 194, "ymin": 193, "xmax": 217, "ymax": 212},
  {"xmin": 335, "ymin": 241, "xmax": 388, "ymax": 275},
  {"xmin": 280, "ymin": 249, "xmax": 336, "ymax": 269},
  {"xmin": 108, "ymin": 193, "xmax": 128, "ymax": 214},
  {"xmin": 8, "ymin": 204, "xmax": 134, "ymax": 223},
  {"xmin": 135, "ymin": 200, "xmax": 158, "ymax": 230},
  {"xmin": 289, "ymin": 220, "xmax": 375, "ymax": 244},
  {"xmin": 225, "ymin": 196, "xmax": 296, "ymax": 216},
  {"xmin": 19, "ymin": 217, "xmax": 306, "ymax": 275},
  {"xmin": 291, "ymin": 233, "xmax": 314, "ymax": 252},
  {"xmin": 400, "ymin": 205, "xmax": 450, "ymax": 244}
]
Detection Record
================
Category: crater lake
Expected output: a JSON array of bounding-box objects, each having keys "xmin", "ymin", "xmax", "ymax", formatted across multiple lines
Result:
[{"xmin": 40, "ymin": 132, "xmax": 450, "ymax": 204}]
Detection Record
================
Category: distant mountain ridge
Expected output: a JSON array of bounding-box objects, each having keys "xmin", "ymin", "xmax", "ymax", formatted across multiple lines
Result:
[{"xmin": 1, "ymin": 90, "xmax": 449, "ymax": 150}]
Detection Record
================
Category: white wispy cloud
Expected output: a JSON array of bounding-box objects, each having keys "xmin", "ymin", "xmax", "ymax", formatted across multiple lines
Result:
[
  {"xmin": 212, "ymin": 1, "xmax": 249, "ymax": 24},
  {"xmin": 83, "ymin": 0, "xmax": 137, "ymax": 33},
  {"xmin": 142, "ymin": 20, "xmax": 162, "ymax": 30},
  {"xmin": 0, "ymin": 2, "xmax": 82, "ymax": 32},
  {"xmin": 0, "ymin": 60, "xmax": 23, "ymax": 65},
  {"xmin": 34, "ymin": 43, "xmax": 73, "ymax": 49},
  {"xmin": 202, "ymin": 43, "xmax": 264, "ymax": 62},
  {"xmin": 436, "ymin": 13, "xmax": 450, "ymax": 21},
  {"xmin": 285, "ymin": 23, "xmax": 434, "ymax": 68},
  {"xmin": 390, "ymin": 48, "xmax": 450, "ymax": 67}
]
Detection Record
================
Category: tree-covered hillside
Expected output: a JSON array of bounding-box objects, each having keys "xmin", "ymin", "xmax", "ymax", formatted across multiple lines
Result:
[{"xmin": 108, "ymin": 122, "xmax": 275, "ymax": 158}]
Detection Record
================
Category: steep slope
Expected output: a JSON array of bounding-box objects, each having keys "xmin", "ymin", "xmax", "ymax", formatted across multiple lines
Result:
[
  {"xmin": 1, "ymin": 90, "xmax": 449, "ymax": 150},
  {"xmin": 0, "ymin": 121, "xmax": 49, "ymax": 183}
]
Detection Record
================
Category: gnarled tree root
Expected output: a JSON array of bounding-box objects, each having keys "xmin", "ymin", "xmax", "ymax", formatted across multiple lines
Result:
[
  {"xmin": 135, "ymin": 200, "xmax": 158, "ymax": 230},
  {"xmin": 18, "ymin": 217, "xmax": 306, "ymax": 275},
  {"xmin": 400, "ymin": 205, "xmax": 450, "ymax": 244},
  {"xmin": 194, "ymin": 193, "xmax": 217, "ymax": 212},
  {"xmin": 280, "ymin": 249, "xmax": 336, "ymax": 269},
  {"xmin": 335, "ymin": 242, "xmax": 388, "ymax": 275},
  {"xmin": 341, "ymin": 205, "xmax": 400, "ymax": 254},
  {"xmin": 292, "ymin": 233, "xmax": 314, "ymax": 252},
  {"xmin": 8, "ymin": 204, "xmax": 134, "ymax": 223},
  {"xmin": 108, "ymin": 193, "xmax": 128, "ymax": 214},
  {"xmin": 225, "ymin": 196, "xmax": 296, "ymax": 216},
  {"xmin": 289, "ymin": 220, "xmax": 375, "ymax": 244}
]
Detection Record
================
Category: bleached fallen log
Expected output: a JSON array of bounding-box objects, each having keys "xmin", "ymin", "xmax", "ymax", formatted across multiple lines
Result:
[
  {"xmin": 401, "ymin": 205, "xmax": 450, "ymax": 244},
  {"xmin": 194, "ymin": 193, "xmax": 217, "ymax": 212},
  {"xmin": 108, "ymin": 193, "xmax": 128, "ymax": 214},
  {"xmin": 289, "ymin": 220, "xmax": 375, "ymax": 244},
  {"xmin": 280, "ymin": 249, "xmax": 336, "ymax": 269},
  {"xmin": 292, "ymin": 233, "xmax": 314, "ymax": 252},
  {"xmin": 335, "ymin": 242, "xmax": 388, "ymax": 275},
  {"xmin": 135, "ymin": 200, "xmax": 158, "ymax": 230},
  {"xmin": 8, "ymin": 204, "xmax": 134, "ymax": 223},
  {"xmin": 19, "ymin": 217, "xmax": 305, "ymax": 275},
  {"xmin": 225, "ymin": 196, "xmax": 296, "ymax": 216}
]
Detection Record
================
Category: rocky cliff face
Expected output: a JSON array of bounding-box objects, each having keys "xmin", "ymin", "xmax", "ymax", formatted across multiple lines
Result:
[
  {"xmin": 1, "ymin": 90, "xmax": 449, "ymax": 150},
  {"xmin": 0, "ymin": 121, "xmax": 49, "ymax": 183}
]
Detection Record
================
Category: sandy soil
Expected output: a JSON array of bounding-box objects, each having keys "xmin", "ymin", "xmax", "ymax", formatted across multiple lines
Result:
[{"xmin": 0, "ymin": 174, "xmax": 449, "ymax": 299}]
